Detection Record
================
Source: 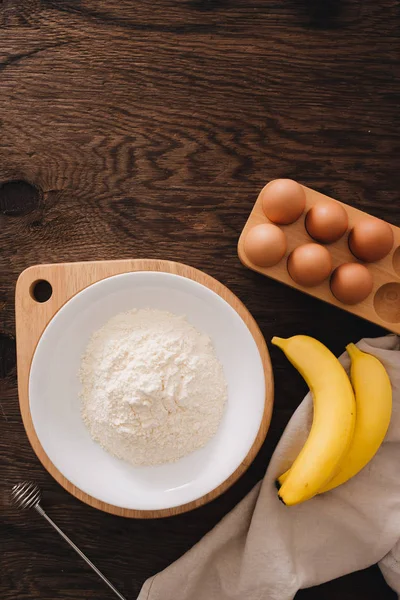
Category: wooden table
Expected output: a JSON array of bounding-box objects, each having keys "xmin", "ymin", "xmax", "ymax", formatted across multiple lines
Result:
[{"xmin": 0, "ymin": 1, "xmax": 398, "ymax": 598}]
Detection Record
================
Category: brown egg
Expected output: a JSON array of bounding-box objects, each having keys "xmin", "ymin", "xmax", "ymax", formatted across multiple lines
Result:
[
  {"xmin": 305, "ymin": 201, "xmax": 348, "ymax": 244},
  {"xmin": 261, "ymin": 179, "xmax": 306, "ymax": 225},
  {"xmin": 287, "ymin": 243, "xmax": 332, "ymax": 287},
  {"xmin": 244, "ymin": 223, "xmax": 287, "ymax": 267},
  {"xmin": 349, "ymin": 218, "xmax": 394, "ymax": 262},
  {"xmin": 330, "ymin": 263, "xmax": 373, "ymax": 305}
]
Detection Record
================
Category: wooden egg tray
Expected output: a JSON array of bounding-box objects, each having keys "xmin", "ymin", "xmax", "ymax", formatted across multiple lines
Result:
[
  {"xmin": 15, "ymin": 259, "xmax": 273, "ymax": 518},
  {"xmin": 238, "ymin": 183, "xmax": 400, "ymax": 333}
]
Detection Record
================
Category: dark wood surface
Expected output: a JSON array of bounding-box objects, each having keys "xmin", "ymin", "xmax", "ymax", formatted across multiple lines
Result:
[{"xmin": 1, "ymin": 1, "xmax": 399, "ymax": 598}]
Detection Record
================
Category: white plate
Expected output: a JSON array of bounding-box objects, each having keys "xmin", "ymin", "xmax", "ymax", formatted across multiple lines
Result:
[{"xmin": 29, "ymin": 271, "xmax": 267, "ymax": 512}]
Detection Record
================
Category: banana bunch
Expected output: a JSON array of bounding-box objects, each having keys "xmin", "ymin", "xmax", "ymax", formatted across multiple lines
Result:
[{"xmin": 272, "ymin": 335, "xmax": 392, "ymax": 506}]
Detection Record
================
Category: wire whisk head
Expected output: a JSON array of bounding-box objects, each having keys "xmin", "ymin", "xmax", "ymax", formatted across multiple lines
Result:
[{"xmin": 11, "ymin": 481, "xmax": 41, "ymax": 509}]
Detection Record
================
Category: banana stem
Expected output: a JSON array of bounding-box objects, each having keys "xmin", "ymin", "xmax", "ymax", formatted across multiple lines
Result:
[
  {"xmin": 272, "ymin": 336, "xmax": 286, "ymax": 349},
  {"xmin": 346, "ymin": 343, "xmax": 361, "ymax": 360}
]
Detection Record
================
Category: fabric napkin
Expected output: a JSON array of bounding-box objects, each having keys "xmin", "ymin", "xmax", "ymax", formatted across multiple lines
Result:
[{"xmin": 138, "ymin": 335, "xmax": 400, "ymax": 600}]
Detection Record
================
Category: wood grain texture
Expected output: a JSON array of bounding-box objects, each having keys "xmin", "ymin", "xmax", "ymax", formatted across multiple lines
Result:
[
  {"xmin": 15, "ymin": 258, "xmax": 273, "ymax": 518},
  {"xmin": 0, "ymin": 0, "xmax": 399, "ymax": 598},
  {"xmin": 238, "ymin": 183, "xmax": 400, "ymax": 332}
]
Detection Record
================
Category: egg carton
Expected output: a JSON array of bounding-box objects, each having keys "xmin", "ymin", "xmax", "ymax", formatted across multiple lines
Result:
[{"xmin": 237, "ymin": 181, "xmax": 400, "ymax": 334}]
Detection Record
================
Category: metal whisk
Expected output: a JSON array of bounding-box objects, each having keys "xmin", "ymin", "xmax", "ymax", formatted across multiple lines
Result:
[{"xmin": 11, "ymin": 482, "xmax": 127, "ymax": 600}]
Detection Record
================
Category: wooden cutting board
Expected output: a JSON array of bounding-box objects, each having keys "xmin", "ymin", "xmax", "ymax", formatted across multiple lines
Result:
[{"xmin": 15, "ymin": 259, "xmax": 273, "ymax": 518}]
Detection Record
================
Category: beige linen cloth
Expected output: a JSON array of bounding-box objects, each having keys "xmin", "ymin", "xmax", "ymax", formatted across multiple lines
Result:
[{"xmin": 138, "ymin": 335, "xmax": 400, "ymax": 600}]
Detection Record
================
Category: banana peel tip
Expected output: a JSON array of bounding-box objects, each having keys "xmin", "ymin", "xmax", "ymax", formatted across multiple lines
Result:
[
  {"xmin": 346, "ymin": 343, "xmax": 361, "ymax": 359},
  {"xmin": 277, "ymin": 493, "xmax": 286, "ymax": 506},
  {"xmin": 271, "ymin": 336, "xmax": 285, "ymax": 349}
]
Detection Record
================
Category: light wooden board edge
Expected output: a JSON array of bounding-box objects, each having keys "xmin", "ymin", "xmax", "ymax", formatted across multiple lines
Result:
[
  {"xmin": 15, "ymin": 259, "xmax": 273, "ymax": 519},
  {"xmin": 238, "ymin": 183, "xmax": 400, "ymax": 334}
]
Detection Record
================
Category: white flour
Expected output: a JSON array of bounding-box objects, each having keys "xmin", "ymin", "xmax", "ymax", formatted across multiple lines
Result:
[{"xmin": 80, "ymin": 308, "xmax": 227, "ymax": 466}]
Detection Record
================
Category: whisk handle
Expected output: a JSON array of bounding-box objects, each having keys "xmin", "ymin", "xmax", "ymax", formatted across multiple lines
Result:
[{"xmin": 35, "ymin": 505, "xmax": 127, "ymax": 600}]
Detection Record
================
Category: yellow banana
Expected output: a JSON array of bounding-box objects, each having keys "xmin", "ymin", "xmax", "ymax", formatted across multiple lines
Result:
[
  {"xmin": 272, "ymin": 335, "xmax": 356, "ymax": 506},
  {"xmin": 319, "ymin": 343, "xmax": 392, "ymax": 493},
  {"xmin": 277, "ymin": 468, "xmax": 289, "ymax": 486}
]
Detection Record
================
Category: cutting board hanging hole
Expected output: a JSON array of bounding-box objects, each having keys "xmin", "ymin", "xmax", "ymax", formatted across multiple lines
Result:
[{"xmin": 30, "ymin": 280, "xmax": 52, "ymax": 303}]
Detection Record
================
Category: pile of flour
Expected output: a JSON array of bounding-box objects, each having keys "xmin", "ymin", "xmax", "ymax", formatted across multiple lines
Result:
[{"xmin": 80, "ymin": 309, "xmax": 227, "ymax": 466}]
